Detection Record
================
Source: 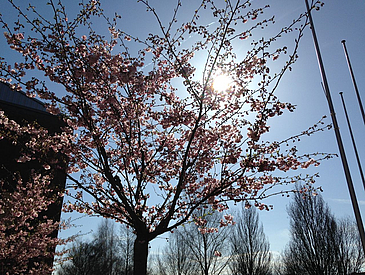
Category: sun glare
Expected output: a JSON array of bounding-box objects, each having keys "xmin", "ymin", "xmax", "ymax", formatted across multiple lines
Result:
[{"xmin": 212, "ymin": 74, "xmax": 232, "ymax": 91}]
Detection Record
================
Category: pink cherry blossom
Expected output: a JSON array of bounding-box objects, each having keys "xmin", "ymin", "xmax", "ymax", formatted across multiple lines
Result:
[{"xmin": 0, "ymin": 0, "xmax": 331, "ymax": 274}]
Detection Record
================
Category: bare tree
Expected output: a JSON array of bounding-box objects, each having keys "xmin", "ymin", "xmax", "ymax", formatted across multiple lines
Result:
[
  {"xmin": 154, "ymin": 230, "xmax": 199, "ymax": 275},
  {"xmin": 57, "ymin": 240, "xmax": 99, "ymax": 275},
  {"xmin": 181, "ymin": 208, "xmax": 232, "ymax": 275},
  {"xmin": 337, "ymin": 217, "xmax": 365, "ymax": 274},
  {"xmin": 57, "ymin": 219, "xmax": 134, "ymax": 275},
  {"xmin": 95, "ymin": 219, "xmax": 121, "ymax": 274},
  {"xmin": 119, "ymin": 224, "xmax": 135, "ymax": 275},
  {"xmin": 228, "ymin": 205, "xmax": 272, "ymax": 275},
  {"xmin": 281, "ymin": 186, "xmax": 339, "ymax": 275}
]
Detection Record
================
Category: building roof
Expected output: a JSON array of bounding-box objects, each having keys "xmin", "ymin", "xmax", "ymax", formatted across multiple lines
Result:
[
  {"xmin": 0, "ymin": 81, "xmax": 65, "ymax": 133},
  {"xmin": 0, "ymin": 82, "xmax": 47, "ymax": 112}
]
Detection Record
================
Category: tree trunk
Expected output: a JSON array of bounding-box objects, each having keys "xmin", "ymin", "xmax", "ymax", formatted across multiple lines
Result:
[{"xmin": 133, "ymin": 237, "xmax": 149, "ymax": 275}]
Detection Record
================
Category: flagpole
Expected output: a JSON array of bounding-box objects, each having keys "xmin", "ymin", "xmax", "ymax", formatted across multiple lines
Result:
[
  {"xmin": 339, "ymin": 92, "xmax": 365, "ymax": 192},
  {"xmin": 341, "ymin": 40, "xmax": 365, "ymax": 127},
  {"xmin": 304, "ymin": 0, "xmax": 365, "ymax": 254}
]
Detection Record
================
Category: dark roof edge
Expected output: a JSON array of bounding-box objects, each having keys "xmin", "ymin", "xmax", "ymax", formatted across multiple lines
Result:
[{"xmin": 0, "ymin": 81, "xmax": 48, "ymax": 113}]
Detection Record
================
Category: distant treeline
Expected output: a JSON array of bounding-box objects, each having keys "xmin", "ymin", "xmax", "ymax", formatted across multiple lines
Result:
[{"xmin": 56, "ymin": 186, "xmax": 364, "ymax": 275}]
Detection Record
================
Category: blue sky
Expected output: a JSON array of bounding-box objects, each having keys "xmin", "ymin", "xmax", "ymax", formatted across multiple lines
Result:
[
  {"xmin": 1, "ymin": 0, "xmax": 365, "ymax": 256},
  {"xmin": 259, "ymin": 0, "xmax": 365, "ymax": 253}
]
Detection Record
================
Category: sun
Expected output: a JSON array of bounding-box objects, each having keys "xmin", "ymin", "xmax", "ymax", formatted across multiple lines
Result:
[{"xmin": 212, "ymin": 73, "xmax": 232, "ymax": 91}]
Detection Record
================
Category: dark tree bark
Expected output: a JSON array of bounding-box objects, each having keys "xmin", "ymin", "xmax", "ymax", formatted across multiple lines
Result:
[{"xmin": 134, "ymin": 237, "xmax": 149, "ymax": 275}]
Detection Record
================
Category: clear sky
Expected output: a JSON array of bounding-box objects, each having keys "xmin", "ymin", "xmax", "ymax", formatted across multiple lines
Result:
[
  {"xmin": 1, "ymin": 0, "xmax": 365, "ymax": 257},
  {"xmin": 260, "ymin": 0, "xmax": 365, "ymax": 254}
]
